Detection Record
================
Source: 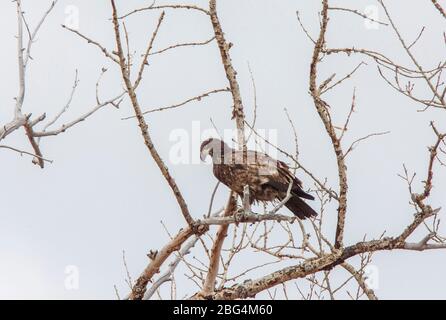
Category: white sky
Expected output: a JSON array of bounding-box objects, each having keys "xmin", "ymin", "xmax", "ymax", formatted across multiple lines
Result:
[{"xmin": 1, "ymin": 0, "xmax": 445, "ymax": 299}]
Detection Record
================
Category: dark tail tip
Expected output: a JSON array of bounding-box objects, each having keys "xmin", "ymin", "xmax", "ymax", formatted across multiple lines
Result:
[{"xmin": 284, "ymin": 196, "xmax": 318, "ymax": 219}]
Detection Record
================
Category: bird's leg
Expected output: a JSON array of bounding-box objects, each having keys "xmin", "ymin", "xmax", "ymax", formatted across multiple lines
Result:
[
  {"xmin": 234, "ymin": 207, "xmax": 243, "ymax": 225},
  {"xmin": 233, "ymin": 186, "xmax": 252, "ymax": 225},
  {"xmin": 242, "ymin": 185, "xmax": 251, "ymax": 214},
  {"xmin": 234, "ymin": 207, "xmax": 249, "ymax": 225}
]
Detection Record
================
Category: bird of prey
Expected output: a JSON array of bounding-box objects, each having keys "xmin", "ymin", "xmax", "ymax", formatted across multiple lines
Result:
[{"xmin": 200, "ymin": 138, "xmax": 317, "ymax": 219}]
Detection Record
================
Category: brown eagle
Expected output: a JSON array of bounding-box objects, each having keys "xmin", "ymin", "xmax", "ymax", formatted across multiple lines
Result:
[{"xmin": 200, "ymin": 138, "xmax": 317, "ymax": 219}]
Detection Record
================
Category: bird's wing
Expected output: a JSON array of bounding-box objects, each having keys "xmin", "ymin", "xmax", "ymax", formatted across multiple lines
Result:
[
  {"xmin": 231, "ymin": 151, "xmax": 314, "ymax": 201},
  {"xmin": 230, "ymin": 150, "xmax": 281, "ymax": 178}
]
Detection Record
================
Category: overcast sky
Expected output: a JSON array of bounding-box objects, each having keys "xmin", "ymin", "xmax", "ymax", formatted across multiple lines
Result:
[{"xmin": 1, "ymin": 0, "xmax": 445, "ymax": 299}]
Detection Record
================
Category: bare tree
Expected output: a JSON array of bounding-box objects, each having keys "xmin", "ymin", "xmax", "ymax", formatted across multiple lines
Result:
[
  {"xmin": 1, "ymin": 0, "xmax": 124, "ymax": 168},
  {"xmin": 5, "ymin": 0, "xmax": 446, "ymax": 300}
]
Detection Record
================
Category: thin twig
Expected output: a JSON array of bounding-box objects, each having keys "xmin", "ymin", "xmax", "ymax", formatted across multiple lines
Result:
[
  {"xmin": 122, "ymin": 88, "xmax": 229, "ymax": 119},
  {"xmin": 149, "ymin": 37, "xmax": 215, "ymax": 56},
  {"xmin": 328, "ymin": 6, "xmax": 388, "ymax": 26}
]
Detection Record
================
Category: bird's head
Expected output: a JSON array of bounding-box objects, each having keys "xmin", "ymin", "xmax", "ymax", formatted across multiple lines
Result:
[{"xmin": 200, "ymin": 138, "xmax": 230, "ymax": 162}]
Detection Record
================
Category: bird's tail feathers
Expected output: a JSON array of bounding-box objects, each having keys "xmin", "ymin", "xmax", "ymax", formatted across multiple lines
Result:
[
  {"xmin": 283, "ymin": 196, "xmax": 318, "ymax": 219},
  {"xmin": 292, "ymin": 187, "xmax": 315, "ymax": 200}
]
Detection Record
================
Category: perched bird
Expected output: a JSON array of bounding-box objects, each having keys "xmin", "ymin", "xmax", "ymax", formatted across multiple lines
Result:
[{"xmin": 200, "ymin": 138, "xmax": 317, "ymax": 219}]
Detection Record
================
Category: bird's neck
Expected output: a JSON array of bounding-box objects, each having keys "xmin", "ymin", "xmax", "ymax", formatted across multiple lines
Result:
[{"xmin": 213, "ymin": 143, "xmax": 234, "ymax": 164}]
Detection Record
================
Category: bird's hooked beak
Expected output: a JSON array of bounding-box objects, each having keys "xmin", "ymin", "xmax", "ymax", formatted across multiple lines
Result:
[{"xmin": 200, "ymin": 147, "xmax": 210, "ymax": 162}]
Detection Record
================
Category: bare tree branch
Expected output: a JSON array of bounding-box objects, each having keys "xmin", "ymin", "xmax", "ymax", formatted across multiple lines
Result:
[
  {"xmin": 328, "ymin": 6, "xmax": 388, "ymax": 26},
  {"xmin": 149, "ymin": 37, "xmax": 215, "ymax": 56},
  {"xmin": 62, "ymin": 25, "xmax": 120, "ymax": 64},
  {"xmin": 134, "ymin": 11, "xmax": 166, "ymax": 89},
  {"xmin": 119, "ymin": 3, "xmax": 210, "ymax": 19},
  {"xmin": 110, "ymin": 0, "xmax": 194, "ymax": 230},
  {"xmin": 430, "ymin": 0, "xmax": 446, "ymax": 18},
  {"xmin": 209, "ymin": 0, "xmax": 247, "ymax": 152},
  {"xmin": 200, "ymin": 193, "xmax": 237, "ymax": 297},
  {"xmin": 122, "ymin": 88, "xmax": 230, "ymax": 119},
  {"xmin": 341, "ymin": 262, "xmax": 377, "ymax": 300},
  {"xmin": 0, "ymin": 145, "xmax": 53, "ymax": 164},
  {"xmin": 309, "ymin": 0, "xmax": 348, "ymax": 249},
  {"xmin": 33, "ymin": 93, "xmax": 125, "ymax": 137}
]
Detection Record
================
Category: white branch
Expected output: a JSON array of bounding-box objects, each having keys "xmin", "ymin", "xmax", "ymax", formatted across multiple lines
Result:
[
  {"xmin": 33, "ymin": 93, "xmax": 125, "ymax": 137},
  {"xmin": 23, "ymin": 1, "xmax": 58, "ymax": 67},
  {"xmin": 15, "ymin": 0, "xmax": 25, "ymax": 118},
  {"xmin": 0, "ymin": 145, "xmax": 53, "ymax": 163},
  {"xmin": 143, "ymin": 235, "xmax": 200, "ymax": 300},
  {"xmin": 37, "ymin": 70, "xmax": 79, "ymax": 143}
]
